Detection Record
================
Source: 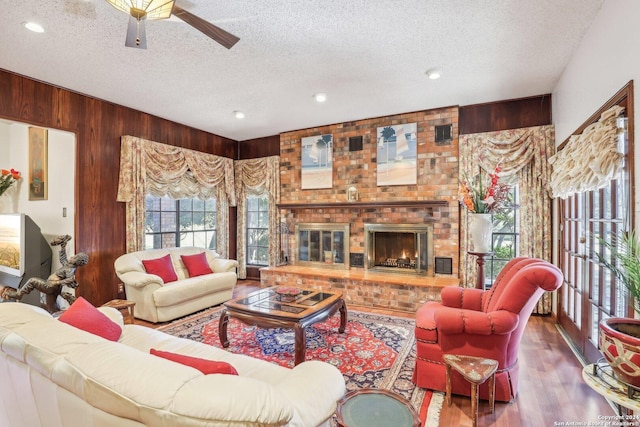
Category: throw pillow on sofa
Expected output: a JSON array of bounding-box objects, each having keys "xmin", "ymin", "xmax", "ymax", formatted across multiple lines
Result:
[
  {"xmin": 59, "ymin": 297, "xmax": 122, "ymax": 341},
  {"xmin": 150, "ymin": 349, "xmax": 238, "ymax": 375},
  {"xmin": 180, "ymin": 252, "xmax": 214, "ymax": 277},
  {"xmin": 141, "ymin": 254, "xmax": 178, "ymax": 283}
]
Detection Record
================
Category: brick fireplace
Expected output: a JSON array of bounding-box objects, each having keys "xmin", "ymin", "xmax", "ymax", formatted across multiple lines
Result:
[
  {"xmin": 261, "ymin": 106, "xmax": 461, "ymax": 312},
  {"xmin": 363, "ymin": 223, "xmax": 433, "ymax": 276}
]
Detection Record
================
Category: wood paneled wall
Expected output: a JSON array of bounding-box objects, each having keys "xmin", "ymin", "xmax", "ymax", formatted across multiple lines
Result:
[
  {"xmin": 0, "ymin": 69, "xmax": 238, "ymax": 306},
  {"xmin": 459, "ymin": 94, "xmax": 552, "ymax": 134},
  {"xmin": 238, "ymin": 135, "xmax": 280, "ymax": 159}
]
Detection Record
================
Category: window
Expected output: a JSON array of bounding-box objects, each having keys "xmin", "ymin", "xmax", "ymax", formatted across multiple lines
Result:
[
  {"xmin": 246, "ymin": 194, "xmax": 269, "ymax": 266},
  {"xmin": 486, "ymin": 186, "xmax": 519, "ymax": 287},
  {"xmin": 145, "ymin": 195, "xmax": 217, "ymax": 250}
]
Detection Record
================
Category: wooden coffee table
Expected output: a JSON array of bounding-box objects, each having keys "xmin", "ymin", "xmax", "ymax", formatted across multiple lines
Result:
[{"xmin": 219, "ymin": 287, "xmax": 347, "ymax": 365}]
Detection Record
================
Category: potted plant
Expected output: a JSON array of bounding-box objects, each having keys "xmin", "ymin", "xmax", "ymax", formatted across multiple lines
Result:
[{"xmin": 596, "ymin": 231, "xmax": 640, "ymax": 387}]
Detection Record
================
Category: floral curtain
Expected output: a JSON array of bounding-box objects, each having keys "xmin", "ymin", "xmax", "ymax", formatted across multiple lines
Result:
[
  {"xmin": 459, "ymin": 125, "xmax": 555, "ymax": 314},
  {"xmin": 549, "ymin": 105, "xmax": 625, "ymax": 198},
  {"xmin": 234, "ymin": 156, "xmax": 280, "ymax": 279},
  {"xmin": 116, "ymin": 136, "xmax": 236, "ymax": 256}
]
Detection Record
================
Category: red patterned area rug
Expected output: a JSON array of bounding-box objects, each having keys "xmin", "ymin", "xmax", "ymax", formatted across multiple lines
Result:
[{"xmin": 157, "ymin": 306, "xmax": 443, "ymax": 426}]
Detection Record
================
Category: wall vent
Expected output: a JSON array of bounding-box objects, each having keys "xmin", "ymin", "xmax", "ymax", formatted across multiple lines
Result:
[
  {"xmin": 349, "ymin": 136, "xmax": 363, "ymax": 151},
  {"xmin": 350, "ymin": 253, "xmax": 364, "ymax": 268},
  {"xmin": 435, "ymin": 124, "xmax": 452, "ymax": 145},
  {"xmin": 435, "ymin": 257, "xmax": 453, "ymax": 274}
]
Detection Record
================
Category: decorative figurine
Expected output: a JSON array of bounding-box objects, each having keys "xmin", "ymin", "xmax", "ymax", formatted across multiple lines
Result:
[
  {"xmin": 0, "ymin": 234, "xmax": 88, "ymax": 313},
  {"xmin": 347, "ymin": 186, "xmax": 359, "ymax": 202}
]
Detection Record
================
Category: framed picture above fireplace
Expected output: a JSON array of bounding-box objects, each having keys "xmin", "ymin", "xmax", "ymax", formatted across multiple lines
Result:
[
  {"xmin": 301, "ymin": 134, "xmax": 333, "ymax": 189},
  {"xmin": 377, "ymin": 123, "xmax": 417, "ymax": 186}
]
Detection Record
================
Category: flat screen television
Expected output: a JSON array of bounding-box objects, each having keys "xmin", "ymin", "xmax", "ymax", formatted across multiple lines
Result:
[{"xmin": 0, "ymin": 213, "xmax": 24, "ymax": 277}]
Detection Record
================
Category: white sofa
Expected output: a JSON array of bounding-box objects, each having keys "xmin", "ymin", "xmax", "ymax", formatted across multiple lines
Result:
[
  {"xmin": 114, "ymin": 247, "xmax": 238, "ymax": 323},
  {"xmin": 0, "ymin": 302, "xmax": 346, "ymax": 427}
]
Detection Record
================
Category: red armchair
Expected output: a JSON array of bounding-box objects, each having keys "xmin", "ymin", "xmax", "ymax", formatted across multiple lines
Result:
[{"xmin": 412, "ymin": 257, "xmax": 563, "ymax": 402}]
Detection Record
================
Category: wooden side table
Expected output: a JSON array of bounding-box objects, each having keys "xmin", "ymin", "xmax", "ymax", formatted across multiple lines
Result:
[
  {"xmin": 101, "ymin": 299, "xmax": 136, "ymax": 324},
  {"xmin": 444, "ymin": 354, "xmax": 498, "ymax": 427},
  {"xmin": 336, "ymin": 388, "xmax": 421, "ymax": 427}
]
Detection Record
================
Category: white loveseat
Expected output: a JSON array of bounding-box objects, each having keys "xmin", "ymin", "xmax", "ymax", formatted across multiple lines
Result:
[
  {"xmin": 115, "ymin": 247, "xmax": 238, "ymax": 323},
  {"xmin": 0, "ymin": 302, "xmax": 346, "ymax": 427}
]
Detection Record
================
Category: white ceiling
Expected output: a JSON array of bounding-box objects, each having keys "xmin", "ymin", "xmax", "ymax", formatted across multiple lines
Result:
[{"xmin": 0, "ymin": 0, "xmax": 604, "ymax": 141}]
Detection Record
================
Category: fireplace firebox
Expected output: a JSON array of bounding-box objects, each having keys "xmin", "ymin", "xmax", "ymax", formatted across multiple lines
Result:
[
  {"xmin": 364, "ymin": 223, "xmax": 434, "ymax": 275},
  {"xmin": 295, "ymin": 223, "xmax": 350, "ymax": 269}
]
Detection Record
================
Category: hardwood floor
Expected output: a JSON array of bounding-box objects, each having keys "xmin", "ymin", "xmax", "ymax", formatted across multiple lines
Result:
[
  {"xmin": 438, "ymin": 315, "xmax": 615, "ymax": 427},
  {"xmin": 136, "ymin": 281, "xmax": 616, "ymax": 425}
]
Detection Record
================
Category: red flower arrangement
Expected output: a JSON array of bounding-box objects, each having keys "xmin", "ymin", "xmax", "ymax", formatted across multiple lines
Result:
[
  {"xmin": 459, "ymin": 164, "xmax": 512, "ymax": 214},
  {"xmin": 0, "ymin": 168, "xmax": 21, "ymax": 197}
]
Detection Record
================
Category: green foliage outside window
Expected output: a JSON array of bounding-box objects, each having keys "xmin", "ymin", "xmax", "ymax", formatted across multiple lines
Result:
[
  {"xmin": 145, "ymin": 195, "xmax": 217, "ymax": 250},
  {"xmin": 487, "ymin": 186, "xmax": 519, "ymax": 286},
  {"xmin": 247, "ymin": 194, "xmax": 269, "ymax": 266}
]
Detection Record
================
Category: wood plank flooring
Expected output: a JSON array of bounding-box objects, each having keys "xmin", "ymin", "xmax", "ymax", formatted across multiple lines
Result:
[{"xmin": 137, "ymin": 281, "xmax": 616, "ymax": 426}]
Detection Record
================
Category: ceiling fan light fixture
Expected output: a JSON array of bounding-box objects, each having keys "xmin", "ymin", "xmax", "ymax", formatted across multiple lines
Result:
[
  {"xmin": 105, "ymin": 0, "xmax": 240, "ymax": 50},
  {"xmin": 314, "ymin": 93, "xmax": 327, "ymax": 103},
  {"xmin": 233, "ymin": 110, "xmax": 245, "ymax": 119},
  {"xmin": 104, "ymin": 0, "xmax": 175, "ymax": 20}
]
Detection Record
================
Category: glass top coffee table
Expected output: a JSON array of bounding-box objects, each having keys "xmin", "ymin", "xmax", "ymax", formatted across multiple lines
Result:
[{"xmin": 218, "ymin": 287, "xmax": 347, "ymax": 365}]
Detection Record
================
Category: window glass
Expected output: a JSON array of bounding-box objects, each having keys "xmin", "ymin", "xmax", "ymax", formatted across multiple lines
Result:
[
  {"xmin": 486, "ymin": 186, "xmax": 519, "ymax": 287},
  {"xmin": 145, "ymin": 195, "xmax": 217, "ymax": 250},
  {"xmin": 246, "ymin": 194, "xmax": 269, "ymax": 266}
]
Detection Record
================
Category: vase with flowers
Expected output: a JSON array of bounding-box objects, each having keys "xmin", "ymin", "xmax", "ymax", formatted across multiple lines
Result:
[
  {"xmin": 460, "ymin": 164, "xmax": 512, "ymax": 253},
  {"xmin": 0, "ymin": 168, "xmax": 21, "ymax": 197}
]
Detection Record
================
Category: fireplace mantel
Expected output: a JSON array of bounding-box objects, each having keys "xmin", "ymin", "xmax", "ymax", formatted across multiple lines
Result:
[{"xmin": 277, "ymin": 200, "xmax": 448, "ymax": 210}]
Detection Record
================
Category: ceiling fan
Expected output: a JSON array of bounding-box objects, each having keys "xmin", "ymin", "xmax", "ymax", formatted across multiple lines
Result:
[{"xmin": 104, "ymin": 0, "xmax": 240, "ymax": 50}]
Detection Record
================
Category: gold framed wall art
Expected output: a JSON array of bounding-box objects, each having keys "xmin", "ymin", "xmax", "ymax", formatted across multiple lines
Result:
[{"xmin": 28, "ymin": 126, "xmax": 48, "ymax": 200}]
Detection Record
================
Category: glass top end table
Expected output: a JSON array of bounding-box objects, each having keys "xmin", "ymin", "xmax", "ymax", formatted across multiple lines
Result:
[{"xmin": 335, "ymin": 388, "xmax": 421, "ymax": 427}]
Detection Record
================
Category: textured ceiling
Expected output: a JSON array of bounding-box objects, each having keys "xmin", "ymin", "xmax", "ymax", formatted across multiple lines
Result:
[{"xmin": 0, "ymin": 0, "xmax": 604, "ymax": 141}]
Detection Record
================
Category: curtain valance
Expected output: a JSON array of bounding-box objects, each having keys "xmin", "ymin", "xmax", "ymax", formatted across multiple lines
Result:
[
  {"xmin": 460, "ymin": 125, "xmax": 554, "ymax": 185},
  {"xmin": 117, "ymin": 136, "xmax": 235, "ymax": 205},
  {"xmin": 548, "ymin": 105, "xmax": 625, "ymax": 199}
]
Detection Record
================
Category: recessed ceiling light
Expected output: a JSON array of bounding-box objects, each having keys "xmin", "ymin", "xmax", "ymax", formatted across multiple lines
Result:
[
  {"xmin": 314, "ymin": 93, "xmax": 327, "ymax": 103},
  {"xmin": 233, "ymin": 110, "xmax": 245, "ymax": 119},
  {"xmin": 23, "ymin": 22, "xmax": 45, "ymax": 33},
  {"xmin": 426, "ymin": 69, "xmax": 441, "ymax": 80}
]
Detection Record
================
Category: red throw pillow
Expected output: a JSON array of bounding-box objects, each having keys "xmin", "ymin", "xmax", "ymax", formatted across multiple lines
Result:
[
  {"xmin": 181, "ymin": 252, "xmax": 214, "ymax": 277},
  {"xmin": 58, "ymin": 297, "xmax": 122, "ymax": 341},
  {"xmin": 142, "ymin": 254, "xmax": 178, "ymax": 283},
  {"xmin": 150, "ymin": 349, "xmax": 238, "ymax": 375}
]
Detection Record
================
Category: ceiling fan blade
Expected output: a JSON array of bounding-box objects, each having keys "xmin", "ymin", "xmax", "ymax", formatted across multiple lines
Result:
[
  {"xmin": 126, "ymin": 16, "xmax": 147, "ymax": 49},
  {"xmin": 172, "ymin": 4, "xmax": 239, "ymax": 49}
]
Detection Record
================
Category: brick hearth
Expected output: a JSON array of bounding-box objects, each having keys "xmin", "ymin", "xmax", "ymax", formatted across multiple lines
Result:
[{"xmin": 261, "ymin": 265, "xmax": 459, "ymax": 313}]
